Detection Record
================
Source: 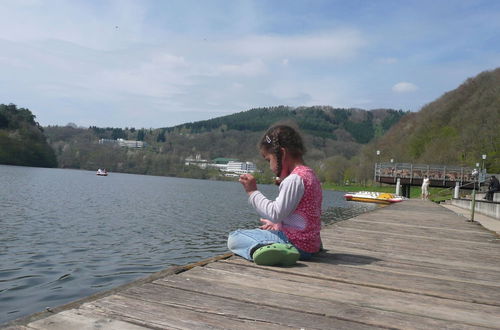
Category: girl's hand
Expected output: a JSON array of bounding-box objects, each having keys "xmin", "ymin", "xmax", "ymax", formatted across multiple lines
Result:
[
  {"xmin": 259, "ymin": 218, "xmax": 281, "ymax": 231},
  {"xmin": 239, "ymin": 174, "xmax": 257, "ymax": 195}
]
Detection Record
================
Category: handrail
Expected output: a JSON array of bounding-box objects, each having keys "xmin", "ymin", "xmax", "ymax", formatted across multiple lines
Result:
[{"xmin": 376, "ymin": 162, "xmax": 486, "ymax": 184}]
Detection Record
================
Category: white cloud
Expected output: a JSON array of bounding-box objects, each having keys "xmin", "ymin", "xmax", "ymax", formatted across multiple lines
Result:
[
  {"xmin": 229, "ymin": 29, "xmax": 366, "ymax": 60},
  {"xmin": 218, "ymin": 59, "xmax": 267, "ymax": 76},
  {"xmin": 392, "ymin": 82, "xmax": 418, "ymax": 93}
]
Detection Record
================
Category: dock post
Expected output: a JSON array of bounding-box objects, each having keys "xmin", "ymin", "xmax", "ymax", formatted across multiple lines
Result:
[
  {"xmin": 454, "ymin": 182, "xmax": 460, "ymax": 199},
  {"xmin": 396, "ymin": 178, "xmax": 401, "ymax": 196},
  {"xmin": 469, "ymin": 188, "xmax": 476, "ymax": 222}
]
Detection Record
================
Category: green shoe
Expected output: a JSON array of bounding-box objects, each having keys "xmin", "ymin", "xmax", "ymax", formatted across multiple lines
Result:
[{"xmin": 252, "ymin": 243, "xmax": 300, "ymax": 266}]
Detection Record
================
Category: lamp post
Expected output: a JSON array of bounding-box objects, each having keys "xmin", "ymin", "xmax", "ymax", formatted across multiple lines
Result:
[
  {"xmin": 482, "ymin": 154, "xmax": 487, "ymax": 172},
  {"xmin": 376, "ymin": 150, "xmax": 381, "ymax": 186},
  {"xmin": 469, "ymin": 168, "xmax": 479, "ymax": 222},
  {"xmin": 476, "ymin": 163, "xmax": 481, "ymax": 189}
]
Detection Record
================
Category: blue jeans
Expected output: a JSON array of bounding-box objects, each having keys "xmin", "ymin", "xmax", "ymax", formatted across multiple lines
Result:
[{"xmin": 227, "ymin": 229, "xmax": 312, "ymax": 261}]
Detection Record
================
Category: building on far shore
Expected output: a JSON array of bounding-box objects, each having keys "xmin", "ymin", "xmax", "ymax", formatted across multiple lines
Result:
[
  {"xmin": 99, "ymin": 138, "xmax": 146, "ymax": 149},
  {"xmin": 184, "ymin": 155, "xmax": 257, "ymax": 176},
  {"xmin": 225, "ymin": 161, "xmax": 257, "ymax": 176},
  {"xmin": 184, "ymin": 154, "xmax": 209, "ymax": 169}
]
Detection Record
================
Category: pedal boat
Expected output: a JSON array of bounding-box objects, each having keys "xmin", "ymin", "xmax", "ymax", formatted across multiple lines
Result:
[{"xmin": 344, "ymin": 191, "xmax": 405, "ymax": 204}]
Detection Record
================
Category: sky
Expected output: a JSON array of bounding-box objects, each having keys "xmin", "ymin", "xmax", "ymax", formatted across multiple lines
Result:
[{"xmin": 0, "ymin": 0, "xmax": 499, "ymax": 128}]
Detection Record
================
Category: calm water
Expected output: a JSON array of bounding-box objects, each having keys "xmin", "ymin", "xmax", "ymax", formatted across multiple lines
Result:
[{"xmin": 0, "ymin": 165, "xmax": 376, "ymax": 324}]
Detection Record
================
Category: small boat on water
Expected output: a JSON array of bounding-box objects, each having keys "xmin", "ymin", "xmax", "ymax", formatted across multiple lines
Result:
[
  {"xmin": 344, "ymin": 191, "xmax": 405, "ymax": 204},
  {"xmin": 96, "ymin": 169, "xmax": 108, "ymax": 176}
]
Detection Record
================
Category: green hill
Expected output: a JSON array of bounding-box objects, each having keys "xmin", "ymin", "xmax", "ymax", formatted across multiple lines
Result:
[
  {"xmin": 0, "ymin": 104, "xmax": 57, "ymax": 168},
  {"xmin": 11, "ymin": 67, "xmax": 499, "ymax": 184},
  {"xmin": 168, "ymin": 106, "xmax": 407, "ymax": 144},
  {"xmin": 43, "ymin": 106, "xmax": 407, "ymax": 181},
  {"xmin": 370, "ymin": 68, "xmax": 500, "ymax": 173}
]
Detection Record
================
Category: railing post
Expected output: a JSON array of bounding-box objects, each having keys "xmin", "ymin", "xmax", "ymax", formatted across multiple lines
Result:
[
  {"xmin": 454, "ymin": 181, "xmax": 460, "ymax": 199},
  {"xmin": 396, "ymin": 177, "xmax": 401, "ymax": 196},
  {"xmin": 443, "ymin": 166, "xmax": 446, "ymax": 186}
]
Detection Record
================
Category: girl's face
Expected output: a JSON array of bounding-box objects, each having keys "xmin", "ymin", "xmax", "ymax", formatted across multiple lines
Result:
[{"xmin": 260, "ymin": 148, "xmax": 279, "ymax": 175}]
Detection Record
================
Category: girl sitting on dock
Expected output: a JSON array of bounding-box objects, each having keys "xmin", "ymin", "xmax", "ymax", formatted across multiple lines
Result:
[{"xmin": 227, "ymin": 124, "xmax": 323, "ymax": 266}]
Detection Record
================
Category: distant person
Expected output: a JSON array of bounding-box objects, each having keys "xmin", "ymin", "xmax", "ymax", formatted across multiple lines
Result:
[
  {"xmin": 484, "ymin": 176, "xmax": 500, "ymax": 201},
  {"xmin": 421, "ymin": 175, "xmax": 430, "ymax": 200},
  {"xmin": 227, "ymin": 124, "xmax": 322, "ymax": 266}
]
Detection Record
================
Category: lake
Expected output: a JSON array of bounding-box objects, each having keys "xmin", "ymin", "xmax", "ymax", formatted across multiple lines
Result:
[{"xmin": 0, "ymin": 165, "xmax": 377, "ymax": 324}]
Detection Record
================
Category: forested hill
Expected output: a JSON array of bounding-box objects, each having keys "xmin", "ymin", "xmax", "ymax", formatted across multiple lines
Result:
[
  {"xmin": 42, "ymin": 106, "xmax": 407, "ymax": 182},
  {"xmin": 167, "ymin": 106, "xmax": 407, "ymax": 144},
  {"xmin": 0, "ymin": 104, "xmax": 57, "ymax": 167},
  {"xmin": 372, "ymin": 67, "xmax": 500, "ymax": 172}
]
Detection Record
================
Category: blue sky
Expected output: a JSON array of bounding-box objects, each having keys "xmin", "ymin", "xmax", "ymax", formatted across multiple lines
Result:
[{"xmin": 0, "ymin": 0, "xmax": 499, "ymax": 128}]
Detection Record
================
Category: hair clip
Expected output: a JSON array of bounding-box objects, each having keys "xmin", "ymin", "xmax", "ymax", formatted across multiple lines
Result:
[{"xmin": 265, "ymin": 135, "xmax": 271, "ymax": 143}]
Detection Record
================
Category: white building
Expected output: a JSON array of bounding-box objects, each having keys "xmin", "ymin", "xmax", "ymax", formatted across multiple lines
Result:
[
  {"xmin": 184, "ymin": 156, "xmax": 258, "ymax": 175},
  {"xmin": 185, "ymin": 154, "xmax": 209, "ymax": 169},
  {"xmin": 99, "ymin": 138, "xmax": 146, "ymax": 149},
  {"xmin": 225, "ymin": 161, "xmax": 257, "ymax": 175}
]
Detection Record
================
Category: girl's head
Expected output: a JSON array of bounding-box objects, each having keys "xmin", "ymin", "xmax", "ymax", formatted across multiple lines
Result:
[{"xmin": 259, "ymin": 124, "xmax": 305, "ymax": 181}]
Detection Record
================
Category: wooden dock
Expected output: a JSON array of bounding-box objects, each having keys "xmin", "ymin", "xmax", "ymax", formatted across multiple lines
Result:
[{"xmin": 6, "ymin": 199, "xmax": 500, "ymax": 329}]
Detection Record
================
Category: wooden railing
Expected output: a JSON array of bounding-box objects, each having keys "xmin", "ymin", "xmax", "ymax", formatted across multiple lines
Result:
[{"xmin": 374, "ymin": 162, "xmax": 486, "ymax": 189}]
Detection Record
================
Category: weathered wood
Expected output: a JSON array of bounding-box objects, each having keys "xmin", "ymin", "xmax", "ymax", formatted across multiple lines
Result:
[
  {"xmin": 79, "ymin": 294, "xmax": 294, "ymax": 330},
  {"xmin": 155, "ymin": 269, "xmax": 489, "ymax": 330},
  {"xmin": 117, "ymin": 283, "xmax": 374, "ymax": 330},
  {"xmin": 320, "ymin": 230, "xmax": 500, "ymax": 261},
  {"xmin": 157, "ymin": 264, "xmax": 500, "ymax": 328},
  {"xmin": 26, "ymin": 309, "xmax": 148, "ymax": 330},
  {"xmin": 332, "ymin": 220, "xmax": 496, "ymax": 243},
  {"xmin": 309, "ymin": 248, "xmax": 500, "ymax": 285},
  {"xmin": 220, "ymin": 258, "xmax": 500, "ymax": 305},
  {"xmin": 6, "ymin": 199, "xmax": 500, "ymax": 329}
]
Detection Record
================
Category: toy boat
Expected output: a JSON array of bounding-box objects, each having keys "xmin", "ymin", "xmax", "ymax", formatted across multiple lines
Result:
[{"xmin": 344, "ymin": 191, "xmax": 405, "ymax": 204}]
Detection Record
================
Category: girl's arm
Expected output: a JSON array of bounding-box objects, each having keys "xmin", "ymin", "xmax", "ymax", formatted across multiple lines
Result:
[{"xmin": 248, "ymin": 174, "xmax": 304, "ymax": 224}]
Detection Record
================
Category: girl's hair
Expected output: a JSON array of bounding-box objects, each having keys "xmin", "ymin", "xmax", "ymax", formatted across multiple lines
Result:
[{"xmin": 259, "ymin": 124, "xmax": 306, "ymax": 177}]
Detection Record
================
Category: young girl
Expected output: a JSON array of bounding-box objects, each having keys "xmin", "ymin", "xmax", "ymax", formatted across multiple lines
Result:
[{"xmin": 227, "ymin": 124, "xmax": 323, "ymax": 266}]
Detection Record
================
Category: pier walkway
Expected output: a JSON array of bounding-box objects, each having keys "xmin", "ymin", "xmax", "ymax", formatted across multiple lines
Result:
[{"xmin": 6, "ymin": 200, "xmax": 500, "ymax": 329}]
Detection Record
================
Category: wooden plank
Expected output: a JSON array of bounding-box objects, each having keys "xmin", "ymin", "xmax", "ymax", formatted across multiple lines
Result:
[
  {"xmin": 320, "ymin": 230, "xmax": 500, "ymax": 259},
  {"xmin": 166, "ymin": 263, "xmax": 500, "ymax": 327},
  {"xmin": 331, "ymin": 221, "xmax": 497, "ymax": 243},
  {"xmin": 155, "ymin": 269, "xmax": 487, "ymax": 329},
  {"xmin": 316, "ymin": 244, "xmax": 500, "ymax": 284},
  {"xmin": 339, "ymin": 217, "xmax": 493, "ymax": 235},
  {"xmin": 320, "ymin": 235, "xmax": 500, "ymax": 270},
  {"xmin": 118, "ymin": 283, "xmax": 375, "ymax": 330},
  {"xmin": 79, "ymin": 294, "xmax": 294, "ymax": 330},
  {"xmin": 348, "ymin": 203, "xmax": 480, "ymax": 228},
  {"xmin": 327, "ymin": 217, "xmax": 499, "ymax": 241},
  {"xmin": 214, "ymin": 259, "xmax": 500, "ymax": 306},
  {"xmin": 307, "ymin": 248, "xmax": 500, "ymax": 285},
  {"xmin": 26, "ymin": 309, "xmax": 148, "ymax": 330}
]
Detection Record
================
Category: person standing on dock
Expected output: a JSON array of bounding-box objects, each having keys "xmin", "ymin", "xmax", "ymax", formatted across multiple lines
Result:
[
  {"xmin": 421, "ymin": 175, "xmax": 430, "ymax": 200},
  {"xmin": 227, "ymin": 124, "xmax": 323, "ymax": 267}
]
